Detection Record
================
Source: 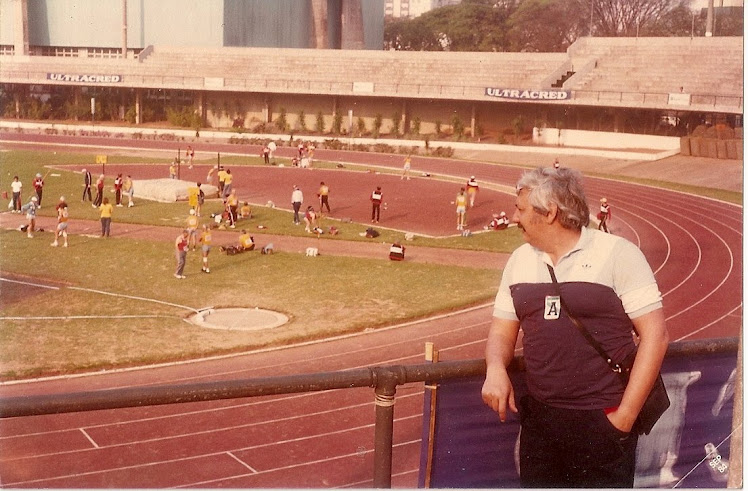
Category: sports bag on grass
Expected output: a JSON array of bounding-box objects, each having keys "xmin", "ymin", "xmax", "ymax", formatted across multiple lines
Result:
[{"xmin": 547, "ymin": 264, "xmax": 670, "ymax": 435}]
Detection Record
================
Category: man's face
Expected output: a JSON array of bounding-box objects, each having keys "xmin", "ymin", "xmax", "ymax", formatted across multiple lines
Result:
[{"xmin": 513, "ymin": 188, "xmax": 546, "ymax": 247}]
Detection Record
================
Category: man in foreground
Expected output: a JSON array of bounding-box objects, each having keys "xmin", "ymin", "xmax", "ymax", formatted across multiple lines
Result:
[{"xmin": 481, "ymin": 167, "xmax": 668, "ymax": 487}]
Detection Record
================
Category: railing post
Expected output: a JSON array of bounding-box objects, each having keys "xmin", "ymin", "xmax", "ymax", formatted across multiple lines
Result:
[{"xmin": 372, "ymin": 367, "xmax": 400, "ymax": 488}]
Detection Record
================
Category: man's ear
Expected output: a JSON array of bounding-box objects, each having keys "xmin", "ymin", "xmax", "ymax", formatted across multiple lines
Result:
[{"xmin": 545, "ymin": 203, "xmax": 559, "ymax": 224}]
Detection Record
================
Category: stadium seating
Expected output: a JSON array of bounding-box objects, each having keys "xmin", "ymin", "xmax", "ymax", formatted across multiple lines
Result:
[{"xmin": 0, "ymin": 37, "xmax": 742, "ymax": 113}]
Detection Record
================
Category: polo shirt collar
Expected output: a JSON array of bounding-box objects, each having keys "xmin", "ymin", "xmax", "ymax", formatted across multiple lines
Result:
[{"xmin": 538, "ymin": 226, "xmax": 591, "ymax": 267}]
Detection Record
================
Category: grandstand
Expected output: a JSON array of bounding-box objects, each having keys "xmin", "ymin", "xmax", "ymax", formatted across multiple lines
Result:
[{"xmin": 0, "ymin": 35, "xmax": 743, "ymax": 138}]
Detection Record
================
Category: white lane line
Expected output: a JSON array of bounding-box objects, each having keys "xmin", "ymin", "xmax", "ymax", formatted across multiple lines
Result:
[
  {"xmin": 225, "ymin": 451, "xmax": 258, "ymax": 474},
  {"xmin": 0, "ymin": 391, "xmax": 420, "ymax": 454},
  {"xmin": 0, "ymin": 278, "xmax": 60, "ymax": 290},
  {"xmin": 0, "ymin": 315, "xmax": 176, "ymax": 321},
  {"xmin": 173, "ymin": 435, "xmax": 423, "ymax": 489},
  {"xmin": 673, "ymin": 305, "xmax": 743, "ymax": 342},
  {"xmin": 67, "ymin": 286, "xmax": 198, "ymax": 313},
  {"xmin": 3, "ymin": 414, "xmax": 422, "ymax": 487},
  {"xmin": 78, "ymin": 428, "xmax": 100, "ymax": 449},
  {"xmin": 1, "ymin": 303, "xmax": 494, "ymax": 386}
]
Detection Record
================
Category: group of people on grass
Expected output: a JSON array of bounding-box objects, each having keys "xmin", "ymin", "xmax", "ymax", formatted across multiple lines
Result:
[{"xmin": 11, "ymin": 153, "xmax": 613, "ymax": 280}]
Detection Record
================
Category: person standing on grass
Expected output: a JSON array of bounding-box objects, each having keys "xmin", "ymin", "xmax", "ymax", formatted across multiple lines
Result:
[
  {"xmin": 99, "ymin": 197, "xmax": 113, "ymax": 237},
  {"xmin": 291, "ymin": 185, "xmax": 303, "ymax": 225},
  {"xmin": 32, "ymin": 173, "xmax": 45, "ymax": 207},
  {"xmin": 222, "ymin": 169, "xmax": 234, "ymax": 199},
  {"xmin": 199, "ymin": 224, "xmax": 212, "ymax": 273},
  {"xmin": 186, "ymin": 208, "xmax": 199, "ymax": 251},
  {"xmin": 114, "ymin": 173, "xmax": 124, "ymax": 207},
  {"xmin": 371, "ymin": 186, "xmax": 383, "ymax": 223},
  {"xmin": 51, "ymin": 196, "xmax": 69, "ymax": 247},
  {"xmin": 93, "ymin": 174, "xmax": 105, "ymax": 207},
  {"xmin": 217, "ymin": 166, "xmax": 227, "ymax": 196},
  {"xmin": 195, "ymin": 182, "xmax": 205, "ymax": 217},
  {"xmin": 226, "ymin": 188, "xmax": 239, "ymax": 229},
  {"xmin": 123, "ymin": 175, "xmax": 135, "ymax": 207},
  {"xmin": 81, "ymin": 169, "xmax": 92, "ymax": 202},
  {"xmin": 21, "ymin": 196, "xmax": 38, "ymax": 238},
  {"xmin": 174, "ymin": 229, "xmax": 189, "ymax": 279},
  {"xmin": 10, "ymin": 176, "xmax": 22, "ymax": 213}
]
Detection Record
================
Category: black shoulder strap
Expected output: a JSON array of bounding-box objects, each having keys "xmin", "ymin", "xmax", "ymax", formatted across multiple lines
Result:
[{"xmin": 546, "ymin": 264, "xmax": 624, "ymax": 375}]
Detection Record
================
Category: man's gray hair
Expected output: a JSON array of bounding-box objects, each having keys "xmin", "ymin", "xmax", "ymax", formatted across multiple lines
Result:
[{"xmin": 516, "ymin": 167, "xmax": 590, "ymax": 230}]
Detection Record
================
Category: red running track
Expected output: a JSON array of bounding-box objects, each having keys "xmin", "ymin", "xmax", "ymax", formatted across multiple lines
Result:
[{"xmin": 0, "ymin": 136, "xmax": 741, "ymax": 488}]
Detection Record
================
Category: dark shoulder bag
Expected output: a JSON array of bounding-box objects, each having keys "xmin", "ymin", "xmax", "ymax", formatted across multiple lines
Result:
[{"xmin": 547, "ymin": 264, "xmax": 670, "ymax": 435}]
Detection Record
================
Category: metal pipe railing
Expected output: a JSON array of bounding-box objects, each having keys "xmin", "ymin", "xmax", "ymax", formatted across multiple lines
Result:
[{"xmin": 0, "ymin": 337, "xmax": 738, "ymax": 487}]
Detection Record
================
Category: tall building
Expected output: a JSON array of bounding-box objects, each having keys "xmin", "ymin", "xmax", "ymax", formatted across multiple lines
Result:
[
  {"xmin": 384, "ymin": 0, "xmax": 461, "ymax": 18},
  {"xmin": 0, "ymin": 0, "xmax": 385, "ymax": 53}
]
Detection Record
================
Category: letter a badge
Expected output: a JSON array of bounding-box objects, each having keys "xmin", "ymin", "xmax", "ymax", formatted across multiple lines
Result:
[{"xmin": 544, "ymin": 295, "xmax": 561, "ymax": 320}]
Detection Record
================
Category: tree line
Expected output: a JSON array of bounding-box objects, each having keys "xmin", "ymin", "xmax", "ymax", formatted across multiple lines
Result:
[{"xmin": 384, "ymin": 0, "xmax": 743, "ymax": 53}]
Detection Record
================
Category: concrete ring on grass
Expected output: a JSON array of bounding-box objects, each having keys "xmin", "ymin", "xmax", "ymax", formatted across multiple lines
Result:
[{"xmin": 189, "ymin": 307, "xmax": 289, "ymax": 331}]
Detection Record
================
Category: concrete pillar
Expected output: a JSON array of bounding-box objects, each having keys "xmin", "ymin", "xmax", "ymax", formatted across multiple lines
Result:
[
  {"xmin": 14, "ymin": 0, "xmax": 29, "ymax": 56},
  {"xmin": 401, "ymin": 101, "xmax": 408, "ymax": 135},
  {"xmin": 613, "ymin": 111, "xmax": 623, "ymax": 132},
  {"xmin": 705, "ymin": 0, "xmax": 714, "ymax": 36},
  {"xmin": 121, "ymin": 0, "xmax": 128, "ymax": 58},
  {"xmin": 197, "ymin": 91, "xmax": 207, "ymax": 126},
  {"xmin": 340, "ymin": 0, "xmax": 364, "ymax": 50},
  {"xmin": 135, "ymin": 89, "xmax": 142, "ymax": 125},
  {"xmin": 470, "ymin": 104, "xmax": 477, "ymax": 139},
  {"xmin": 310, "ymin": 0, "xmax": 329, "ymax": 49},
  {"xmin": 263, "ymin": 96, "xmax": 271, "ymax": 123},
  {"xmin": 73, "ymin": 87, "xmax": 81, "ymax": 121}
]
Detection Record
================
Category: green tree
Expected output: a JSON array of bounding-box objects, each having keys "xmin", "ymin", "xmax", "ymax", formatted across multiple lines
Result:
[
  {"xmin": 315, "ymin": 111, "xmax": 325, "ymax": 133},
  {"xmin": 356, "ymin": 117, "xmax": 367, "ymax": 137},
  {"xmin": 297, "ymin": 110, "xmax": 308, "ymax": 132},
  {"xmin": 451, "ymin": 114, "xmax": 464, "ymax": 140},
  {"xmin": 332, "ymin": 112, "xmax": 343, "ymax": 134},
  {"xmin": 507, "ymin": 0, "xmax": 583, "ymax": 52},
  {"xmin": 390, "ymin": 112, "xmax": 402, "ymax": 136},
  {"xmin": 384, "ymin": 0, "xmax": 514, "ymax": 52},
  {"xmin": 275, "ymin": 107, "xmax": 288, "ymax": 132},
  {"xmin": 411, "ymin": 116, "xmax": 422, "ymax": 136},
  {"xmin": 373, "ymin": 113, "xmax": 383, "ymax": 138}
]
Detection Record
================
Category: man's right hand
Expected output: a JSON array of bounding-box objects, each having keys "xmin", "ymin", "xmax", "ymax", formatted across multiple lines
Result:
[{"xmin": 481, "ymin": 368, "xmax": 517, "ymax": 422}]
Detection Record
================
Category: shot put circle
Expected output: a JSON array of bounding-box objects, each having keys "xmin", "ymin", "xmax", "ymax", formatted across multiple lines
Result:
[{"xmin": 189, "ymin": 307, "xmax": 289, "ymax": 331}]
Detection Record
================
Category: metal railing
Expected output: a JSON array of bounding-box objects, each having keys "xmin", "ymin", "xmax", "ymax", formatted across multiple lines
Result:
[{"xmin": 0, "ymin": 337, "xmax": 738, "ymax": 488}]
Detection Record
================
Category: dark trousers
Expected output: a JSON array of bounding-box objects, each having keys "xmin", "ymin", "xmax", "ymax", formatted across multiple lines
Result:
[
  {"xmin": 35, "ymin": 189, "xmax": 43, "ymax": 207},
  {"xmin": 100, "ymin": 217, "xmax": 111, "ymax": 237},
  {"xmin": 94, "ymin": 188, "xmax": 103, "ymax": 207},
  {"xmin": 229, "ymin": 206, "xmax": 237, "ymax": 225},
  {"xmin": 292, "ymin": 201, "xmax": 302, "ymax": 223},
  {"xmin": 371, "ymin": 203, "xmax": 380, "ymax": 222},
  {"xmin": 82, "ymin": 185, "xmax": 92, "ymax": 201},
  {"xmin": 599, "ymin": 213, "xmax": 609, "ymax": 232},
  {"xmin": 320, "ymin": 196, "xmax": 330, "ymax": 213},
  {"xmin": 518, "ymin": 395, "xmax": 638, "ymax": 488}
]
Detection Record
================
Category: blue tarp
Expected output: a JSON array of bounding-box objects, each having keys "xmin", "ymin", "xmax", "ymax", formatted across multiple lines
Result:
[{"xmin": 419, "ymin": 351, "xmax": 737, "ymax": 488}]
